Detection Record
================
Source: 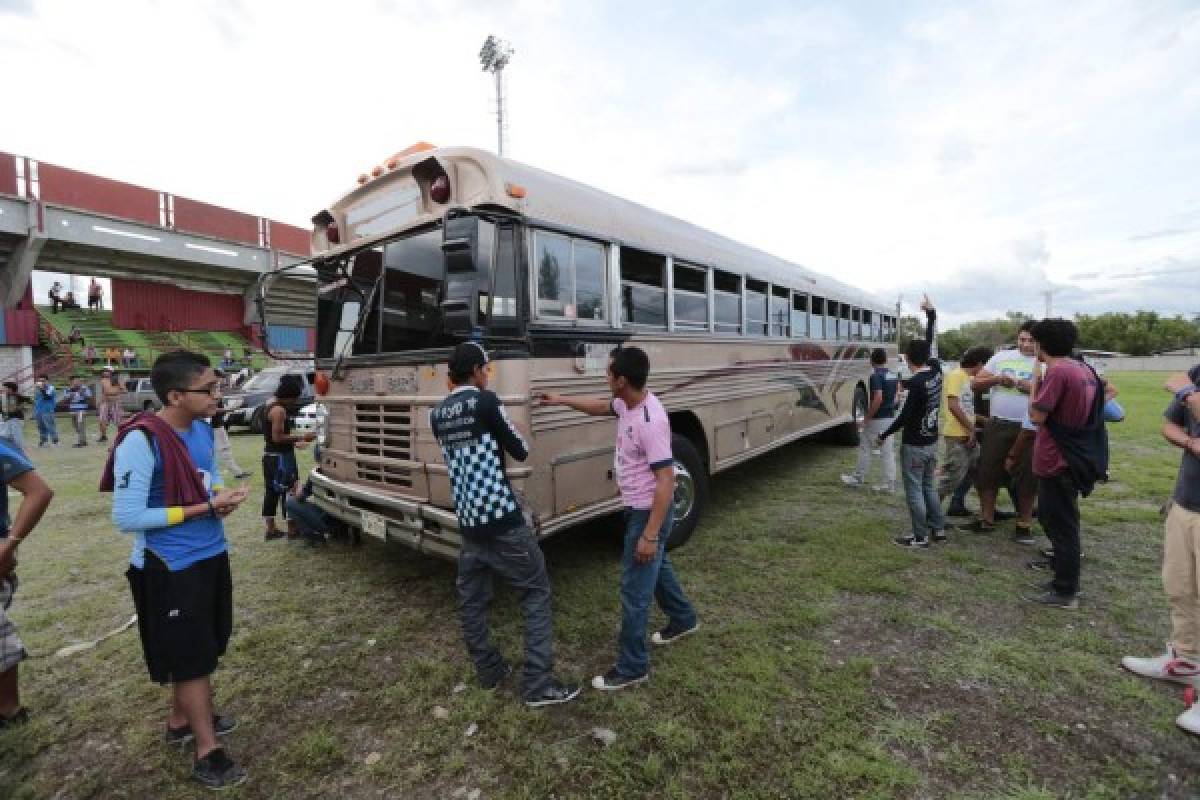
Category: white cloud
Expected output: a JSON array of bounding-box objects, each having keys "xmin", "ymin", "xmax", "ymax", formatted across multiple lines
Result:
[{"xmin": 3, "ymin": 0, "xmax": 1199, "ymax": 325}]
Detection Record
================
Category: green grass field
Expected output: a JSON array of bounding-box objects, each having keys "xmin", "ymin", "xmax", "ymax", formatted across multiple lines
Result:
[{"xmin": 1, "ymin": 372, "xmax": 1196, "ymax": 799}]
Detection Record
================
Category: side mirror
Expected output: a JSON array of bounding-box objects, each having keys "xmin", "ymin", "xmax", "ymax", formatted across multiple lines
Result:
[{"xmin": 441, "ymin": 216, "xmax": 493, "ymax": 335}]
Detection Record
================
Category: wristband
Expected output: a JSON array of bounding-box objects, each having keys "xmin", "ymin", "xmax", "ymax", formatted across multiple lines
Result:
[
  {"xmin": 1176, "ymin": 386, "xmax": 1197, "ymax": 402},
  {"xmin": 642, "ymin": 535, "xmax": 659, "ymax": 544},
  {"xmin": 207, "ymin": 499, "xmax": 217, "ymax": 518}
]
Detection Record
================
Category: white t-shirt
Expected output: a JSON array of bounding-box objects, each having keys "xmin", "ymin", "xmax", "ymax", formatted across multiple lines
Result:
[{"xmin": 984, "ymin": 349, "xmax": 1036, "ymax": 422}]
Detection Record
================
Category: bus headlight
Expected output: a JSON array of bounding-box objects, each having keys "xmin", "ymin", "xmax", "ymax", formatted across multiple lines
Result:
[{"xmin": 315, "ymin": 403, "xmax": 329, "ymax": 446}]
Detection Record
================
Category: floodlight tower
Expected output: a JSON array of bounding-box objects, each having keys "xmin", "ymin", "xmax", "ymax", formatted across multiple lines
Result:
[{"xmin": 479, "ymin": 35, "xmax": 515, "ymax": 157}]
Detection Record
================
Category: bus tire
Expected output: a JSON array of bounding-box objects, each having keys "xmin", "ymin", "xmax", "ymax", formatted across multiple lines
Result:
[
  {"xmin": 666, "ymin": 433, "xmax": 709, "ymax": 551},
  {"xmin": 142, "ymin": 399, "xmax": 155, "ymax": 411},
  {"xmin": 833, "ymin": 384, "xmax": 868, "ymax": 446}
]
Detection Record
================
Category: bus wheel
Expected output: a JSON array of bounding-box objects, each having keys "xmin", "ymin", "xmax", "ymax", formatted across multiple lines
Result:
[
  {"xmin": 249, "ymin": 407, "xmax": 265, "ymax": 435},
  {"xmin": 834, "ymin": 385, "xmax": 867, "ymax": 446},
  {"xmin": 667, "ymin": 434, "xmax": 709, "ymax": 550},
  {"xmin": 142, "ymin": 400, "xmax": 155, "ymax": 411}
]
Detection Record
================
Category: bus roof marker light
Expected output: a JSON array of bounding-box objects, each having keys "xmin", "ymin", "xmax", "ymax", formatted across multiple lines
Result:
[
  {"xmin": 430, "ymin": 175, "xmax": 451, "ymax": 204},
  {"xmin": 371, "ymin": 165, "xmax": 384, "ymax": 178},
  {"xmin": 505, "ymin": 182, "xmax": 527, "ymax": 199},
  {"xmin": 357, "ymin": 174, "xmax": 369, "ymax": 185}
]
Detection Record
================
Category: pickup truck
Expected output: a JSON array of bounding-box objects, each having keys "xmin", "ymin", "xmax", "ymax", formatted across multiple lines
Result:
[{"xmin": 121, "ymin": 378, "xmax": 163, "ymax": 412}]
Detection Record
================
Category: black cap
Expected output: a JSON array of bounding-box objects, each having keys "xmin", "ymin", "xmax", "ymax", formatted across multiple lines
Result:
[{"xmin": 448, "ymin": 341, "xmax": 488, "ymax": 380}]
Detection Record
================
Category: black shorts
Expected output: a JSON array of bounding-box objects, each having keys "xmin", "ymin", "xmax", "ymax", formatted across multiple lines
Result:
[{"xmin": 126, "ymin": 551, "xmax": 232, "ymax": 685}]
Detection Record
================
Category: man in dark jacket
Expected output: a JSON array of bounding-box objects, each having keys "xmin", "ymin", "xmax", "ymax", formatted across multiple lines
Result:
[
  {"xmin": 878, "ymin": 298, "xmax": 944, "ymax": 548},
  {"xmin": 430, "ymin": 342, "xmax": 579, "ymax": 708}
]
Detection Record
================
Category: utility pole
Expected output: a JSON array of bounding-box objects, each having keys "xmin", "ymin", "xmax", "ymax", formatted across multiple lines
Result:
[
  {"xmin": 1041, "ymin": 289, "xmax": 1056, "ymax": 318},
  {"xmin": 479, "ymin": 36, "xmax": 514, "ymax": 157}
]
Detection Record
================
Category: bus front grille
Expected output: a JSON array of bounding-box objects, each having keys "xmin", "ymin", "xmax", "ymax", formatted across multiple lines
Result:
[{"xmin": 353, "ymin": 403, "xmax": 413, "ymax": 486}]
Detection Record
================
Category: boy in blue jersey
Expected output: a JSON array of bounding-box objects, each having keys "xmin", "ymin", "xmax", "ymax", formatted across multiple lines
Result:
[
  {"xmin": 104, "ymin": 351, "xmax": 250, "ymax": 790},
  {"xmin": 0, "ymin": 439, "xmax": 55, "ymax": 729}
]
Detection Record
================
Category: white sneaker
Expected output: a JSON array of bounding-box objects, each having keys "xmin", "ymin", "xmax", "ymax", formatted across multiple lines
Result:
[
  {"xmin": 840, "ymin": 474, "xmax": 864, "ymax": 488},
  {"xmin": 1177, "ymin": 702, "xmax": 1200, "ymax": 735},
  {"xmin": 1121, "ymin": 644, "xmax": 1200, "ymax": 686},
  {"xmin": 872, "ymin": 482, "xmax": 895, "ymax": 494}
]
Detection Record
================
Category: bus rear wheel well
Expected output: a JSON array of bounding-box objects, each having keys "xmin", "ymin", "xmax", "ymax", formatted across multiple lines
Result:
[{"xmin": 668, "ymin": 411, "xmax": 709, "ymax": 468}]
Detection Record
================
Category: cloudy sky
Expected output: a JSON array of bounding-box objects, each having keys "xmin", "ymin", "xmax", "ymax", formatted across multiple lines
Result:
[{"xmin": 3, "ymin": 0, "xmax": 1199, "ymax": 326}]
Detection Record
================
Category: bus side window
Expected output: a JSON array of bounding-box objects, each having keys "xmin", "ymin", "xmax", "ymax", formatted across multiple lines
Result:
[
  {"xmin": 619, "ymin": 247, "xmax": 666, "ymax": 328},
  {"xmin": 791, "ymin": 292, "xmax": 809, "ymax": 338},
  {"xmin": 862, "ymin": 309, "xmax": 873, "ymax": 342},
  {"xmin": 713, "ymin": 270, "xmax": 741, "ymax": 334},
  {"xmin": 770, "ymin": 286, "xmax": 789, "ymax": 336},
  {"xmin": 672, "ymin": 262, "xmax": 708, "ymax": 331},
  {"xmin": 534, "ymin": 231, "xmax": 607, "ymax": 323},
  {"xmin": 811, "ymin": 296, "xmax": 825, "ymax": 339},
  {"xmin": 746, "ymin": 279, "xmax": 768, "ymax": 336},
  {"xmin": 851, "ymin": 307, "xmax": 861, "ymax": 339}
]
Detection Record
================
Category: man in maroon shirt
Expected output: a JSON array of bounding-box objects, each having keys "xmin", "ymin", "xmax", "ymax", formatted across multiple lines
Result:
[{"xmin": 1026, "ymin": 319, "xmax": 1099, "ymax": 609}]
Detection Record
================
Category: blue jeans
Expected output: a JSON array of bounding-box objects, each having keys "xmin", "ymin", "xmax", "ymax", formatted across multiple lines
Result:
[
  {"xmin": 615, "ymin": 509, "xmax": 697, "ymax": 679},
  {"xmin": 35, "ymin": 411, "xmax": 58, "ymax": 445},
  {"xmin": 901, "ymin": 443, "xmax": 945, "ymax": 540},
  {"xmin": 285, "ymin": 496, "xmax": 330, "ymax": 537},
  {"xmin": 457, "ymin": 525, "xmax": 555, "ymax": 697}
]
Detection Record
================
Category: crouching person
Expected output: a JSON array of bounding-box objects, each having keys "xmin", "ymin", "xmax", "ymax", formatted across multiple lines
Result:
[
  {"xmin": 285, "ymin": 478, "xmax": 333, "ymax": 546},
  {"xmin": 102, "ymin": 351, "xmax": 250, "ymax": 789}
]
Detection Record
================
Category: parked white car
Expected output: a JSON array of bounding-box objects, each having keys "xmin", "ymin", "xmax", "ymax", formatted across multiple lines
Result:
[{"xmin": 294, "ymin": 403, "xmax": 318, "ymax": 434}]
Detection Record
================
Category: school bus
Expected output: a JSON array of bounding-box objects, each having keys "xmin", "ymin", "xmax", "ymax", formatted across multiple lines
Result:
[{"xmin": 264, "ymin": 145, "xmax": 896, "ymax": 560}]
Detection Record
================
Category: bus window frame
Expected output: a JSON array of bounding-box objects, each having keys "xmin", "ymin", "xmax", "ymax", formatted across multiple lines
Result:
[
  {"xmin": 769, "ymin": 285, "xmax": 790, "ymax": 337},
  {"xmin": 528, "ymin": 227, "xmax": 610, "ymax": 328},
  {"xmin": 745, "ymin": 278, "xmax": 769, "ymax": 337},
  {"xmin": 791, "ymin": 291, "xmax": 809, "ymax": 338},
  {"xmin": 671, "ymin": 260, "xmax": 710, "ymax": 333},
  {"xmin": 618, "ymin": 245, "xmax": 669, "ymax": 330}
]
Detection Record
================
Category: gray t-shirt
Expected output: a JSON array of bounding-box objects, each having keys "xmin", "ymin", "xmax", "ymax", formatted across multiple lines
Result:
[{"xmin": 1166, "ymin": 395, "xmax": 1200, "ymax": 512}]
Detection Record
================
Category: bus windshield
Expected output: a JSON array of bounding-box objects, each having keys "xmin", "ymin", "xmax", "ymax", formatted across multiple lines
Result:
[{"xmin": 315, "ymin": 226, "xmax": 458, "ymax": 358}]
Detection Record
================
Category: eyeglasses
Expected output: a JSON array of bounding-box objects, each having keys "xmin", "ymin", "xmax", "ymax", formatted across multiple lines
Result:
[{"xmin": 174, "ymin": 383, "xmax": 222, "ymax": 397}]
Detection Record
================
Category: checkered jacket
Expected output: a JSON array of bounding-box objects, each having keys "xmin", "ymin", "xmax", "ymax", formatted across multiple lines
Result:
[{"xmin": 430, "ymin": 387, "xmax": 528, "ymax": 538}]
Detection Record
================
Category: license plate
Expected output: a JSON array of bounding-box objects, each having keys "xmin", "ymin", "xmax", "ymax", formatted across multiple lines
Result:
[{"xmin": 360, "ymin": 511, "xmax": 388, "ymax": 538}]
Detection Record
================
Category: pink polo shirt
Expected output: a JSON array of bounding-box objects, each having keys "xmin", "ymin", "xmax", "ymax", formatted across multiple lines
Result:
[{"xmin": 612, "ymin": 392, "xmax": 674, "ymax": 510}]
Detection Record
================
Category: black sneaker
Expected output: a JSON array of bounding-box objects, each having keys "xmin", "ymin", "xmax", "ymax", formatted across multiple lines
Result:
[
  {"xmin": 945, "ymin": 505, "xmax": 972, "ymax": 518},
  {"xmin": 962, "ymin": 519, "xmax": 995, "ymax": 534},
  {"xmin": 591, "ymin": 669, "xmax": 648, "ymax": 692},
  {"xmin": 994, "ymin": 510, "xmax": 1017, "ymax": 521},
  {"xmin": 73, "ymin": 443, "xmax": 87, "ymax": 448},
  {"xmin": 165, "ymin": 714, "xmax": 239, "ymax": 746},
  {"xmin": 264, "ymin": 529, "xmax": 285, "ymax": 541},
  {"xmin": 893, "ymin": 536, "xmax": 930, "ymax": 549},
  {"xmin": 931, "ymin": 530, "xmax": 947, "ymax": 543},
  {"xmin": 0, "ymin": 707, "xmax": 29, "ymax": 729},
  {"xmin": 651, "ymin": 621, "xmax": 700, "ymax": 646},
  {"xmin": 1012, "ymin": 526, "xmax": 1036, "ymax": 545},
  {"xmin": 1026, "ymin": 559, "xmax": 1052, "ymax": 571},
  {"xmin": 1025, "ymin": 590, "xmax": 1078, "ymax": 610},
  {"xmin": 191, "ymin": 748, "xmax": 247, "ymax": 790},
  {"xmin": 481, "ymin": 663, "xmax": 513, "ymax": 691},
  {"xmin": 524, "ymin": 679, "xmax": 582, "ymax": 708}
]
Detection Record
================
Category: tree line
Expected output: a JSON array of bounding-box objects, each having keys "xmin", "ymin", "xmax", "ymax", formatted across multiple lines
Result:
[{"xmin": 896, "ymin": 311, "xmax": 1200, "ymax": 359}]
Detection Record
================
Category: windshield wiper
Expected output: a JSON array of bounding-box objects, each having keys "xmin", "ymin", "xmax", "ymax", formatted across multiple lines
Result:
[{"xmin": 330, "ymin": 271, "xmax": 382, "ymax": 381}]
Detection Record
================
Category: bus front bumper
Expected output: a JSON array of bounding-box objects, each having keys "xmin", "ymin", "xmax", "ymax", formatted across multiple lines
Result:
[{"xmin": 308, "ymin": 469, "xmax": 462, "ymax": 561}]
